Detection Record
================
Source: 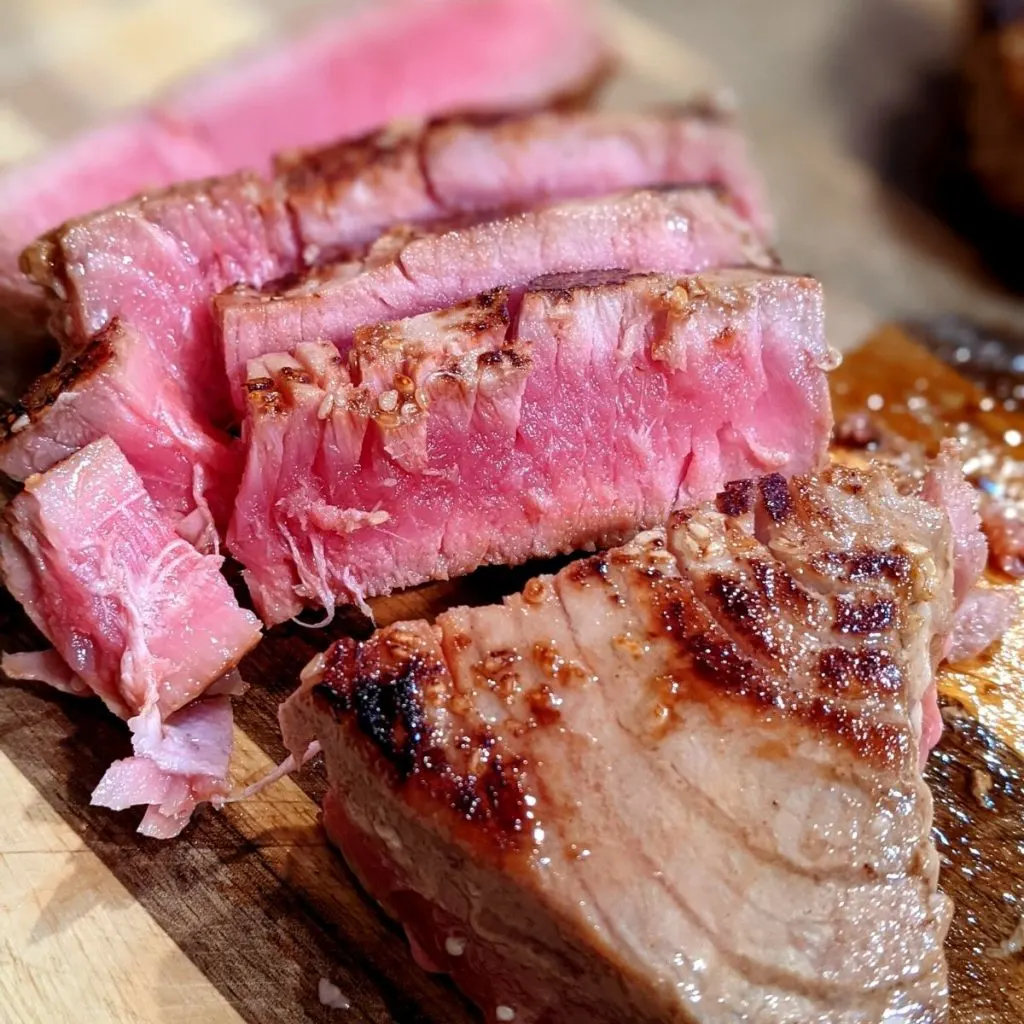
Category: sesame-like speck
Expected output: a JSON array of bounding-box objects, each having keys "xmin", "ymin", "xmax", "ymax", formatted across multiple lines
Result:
[
  {"xmin": 866, "ymin": 394, "xmax": 884, "ymax": 411},
  {"xmin": 496, "ymin": 1007, "xmax": 516, "ymax": 1022},
  {"xmin": 980, "ymin": 396, "xmax": 996, "ymax": 412},
  {"xmin": 955, "ymin": 346, "xmax": 971, "ymax": 363},
  {"xmin": 1005, "ymin": 430, "xmax": 1023, "ymax": 447},
  {"xmin": 445, "ymin": 936, "xmax": 467, "ymax": 957}
]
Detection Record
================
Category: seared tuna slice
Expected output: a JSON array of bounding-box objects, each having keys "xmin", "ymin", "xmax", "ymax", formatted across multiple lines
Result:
[
  {"xmin": 230, "ymin": 268, "xmax": 832, "ymax": 625},
  {"xmin": 278, "ymin": 104, "xmax": 771, "ymax": 262},
  {"xmin": 0, "ymin": 437, "xmax": 261, "ymax": 720},
  {"xmin": 217, "ymin": 187, "xmax": 774, "ymax": 412},
  {"xmin": 281, "ymin": 463, "xmax": 953, "ymax": 1024},
  {"xmin": 168, "ymin": 0, "xmax": 607, "ymax": 174},
  {"xmin": 1, "ymin": 0, "xmax": 606, "ymax": 352},
  {"xmin": 22, "ymin": 175, "xmax": 302, "ymax": 425},
  {"xmin": 0, "ymin": 319, "xmax": 241, "ymax": 542}
]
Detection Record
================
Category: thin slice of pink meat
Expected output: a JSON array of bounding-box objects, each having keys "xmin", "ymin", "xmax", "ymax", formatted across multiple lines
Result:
[
  {"xmin": 22, "ymin": 176, "xmax": 301, "ymax": 426},
  {"xmin": 230, "ymin": 268, "xmax": 833, "ymax": 626},
  {"xmin": 91, "ymin": 694, "xmax": 234, "ymax": 840},
  {"xmin": 279, "ymin": 104, "xmax": 772, "ymax": 262},
  {"xmin": 922, "ymin": 440, "xmax": 989, "ymax": 605},
  {"xmin": 163, "ymin": 0, "xmax": 606, "ymax": 175},
  {"xmin": 946, "ymin": 586, "xmax": 1020, "ymax": 664},
  {"xmin": 0, "ymin": 437, "xmax": 262, "ymax": 718},
  {"xmin": 0, "ymin": 0, "xmax": 606, "ymax": 359},
  {"xmin": 0, "ymin": 319, "xmax": 241, "ymax": 541},
  {"xmin": 217, "ymin": 187, "xmax": 774, "ymax": 412}
]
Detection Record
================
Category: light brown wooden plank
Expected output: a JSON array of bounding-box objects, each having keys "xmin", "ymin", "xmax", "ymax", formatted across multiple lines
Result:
[{"xmin": 0, "ymin": 749, "xmax": 243, "ymax": 1024}]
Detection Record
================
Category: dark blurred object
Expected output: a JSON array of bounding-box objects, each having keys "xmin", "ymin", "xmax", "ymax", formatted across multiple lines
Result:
[{"xmin": 964, "ymin": 0, "xmax": 1024, "ymax": 214}]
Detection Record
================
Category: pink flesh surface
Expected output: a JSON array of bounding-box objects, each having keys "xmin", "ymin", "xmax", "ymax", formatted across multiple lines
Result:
[
  {"xmin": 230, "ymin": 269, "xmax": 832, "ymax": 625},
  {"xmin": 922, "ymin": 440, "xmax": 988, "ymax": 605},
  {"xmin": 0, "ymin": 320, "xmax": 242, "ymax": 536},
  {"xmin": 282, "ymin": 106, "xmax": 771, "ymax": 262},
  {"xmin": 946, "ymin": 586, "xmax": 1021, "ymax": 664},
  {"xmin": 162, "ymin": 0, "xmax": 605, "ymax": 175},
  {"xmin": 0, "ymin": 0, "xmax": 605, "ymax": 341},
  {"xmin": 26, "ymin": 176, "xmax": 301, "ymax": 426},
  {"xmin": 218, "ymin": 187, "xmax": 773, "ymax": 413},
  {"xmin": 0, "ymin": 437, "xmax": 261, "ymax": 718},
  {"xmin": 91, "ymin": 694, "xmax": 234, "ymax": 839}
]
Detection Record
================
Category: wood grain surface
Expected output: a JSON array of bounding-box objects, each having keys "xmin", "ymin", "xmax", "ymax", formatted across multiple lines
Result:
[{"xmin": 3, "ymin": 1, "xmax": 1024, "ymax": 1022}]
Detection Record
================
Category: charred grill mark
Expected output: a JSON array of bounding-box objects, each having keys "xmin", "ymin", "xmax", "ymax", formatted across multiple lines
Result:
[
  {"xmin": 833, "ymin": 596, "xmax": 898, "ymax": 636},
  {"xmin": 818, "ymin": 647, "xmax": 903, "ymax": 696},
  {"xmin": 812, "ymin": 547, "xmax": 912, "ymax": 585},
  {"xmin": 313, "ymin": 635, "xmax": 533, "ymax": 847},
  {"xmin": 566, "ymin": 554, "xmax": 612, "ymax": 585},
  {"xmin": 717, "ymin": 478, "xmax": 755, "ymax": 517},
  {"xmin": 639, "ymin": 569, "xmax": 911, "ymax": 767},
  {"xmin": 0, "ymin": 327, "xmax": 115, "ymax": 437},
  {"xmin": 748, "ymin": 558, "xmax": 813, "ymax": 615},
  {"xmin": 313, "ymin": 638, "xmax": 430, "ymax": 778},
  {"xmin": 707, "ymin": 573, "xmax": 787, "ymax": 659},
  {"xmin": 805, "ymin": 696, "xmax": 911, "ymax": 768},
  {"xmin": 277, "ymin": 123, "xmax": 419, "ymax": 194},
  {"xmin": 528, "ymin": 268, "xmax": 635, "ymax": 301},
  {"xmin": 477, "ymin": 346, "xmax": 531, "ymax": 372},
  {"xmin": 278, "ymin": 366, "xmax": 314, "ymax": 386},
  {"xmin": 758, "ymin": 473, "xmax": 792, "ymax": 523}
]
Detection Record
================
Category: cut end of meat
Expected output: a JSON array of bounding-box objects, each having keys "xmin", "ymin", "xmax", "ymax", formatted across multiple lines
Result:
[
  {"xmin": 0, "ymin": 437, "xmax": 262, "ymax": 719},
  {"xmin": 230, "ymin": 268, "xmax": 832, "ymax": 625},
  {"xmin": 276, "ymin": 105, "xmax": 773, "ymax": 259},
  {"xmin": 0, "ymin": 318, "xmax": 244, "ymax": 535},
  {"xmin": 217, "ymin": 185, "xmax": 775, "ymax": 414},
  {"xmin": 282, "ymin": 460, "xmax": 952, "ymax": 1024},
  {"xmin": 21, "ymin": 174, "xmax": 302, "ymax": 427}
]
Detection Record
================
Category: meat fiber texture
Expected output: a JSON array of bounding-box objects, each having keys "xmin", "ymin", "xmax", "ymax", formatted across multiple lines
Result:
[
  {"xmin": 0, "ymin": 0, "xmax": 606, "ymax": 358},
  {"xmin": 277, "ymin": 104, "xmax": 772, "ymax": 264},
  {"xmin": 22, "ymin": 175, "xmax": 302, "ymax": 427},
  {"xmin": 0, "ymin": 438, "xmax": 262, "ymax": 836},
  {"xmin": 281, "ymin": 462, "xmax": 954, "ymax": 1024},
  {"xmin": 27, "ymin": 103, "xmax": 772, "ymax": 430},
  {"xmin": 0, "ymin": 319, "xmax": 241, "ymax": 548},
  {"xmin": 230, "ymin": 268, "xmax": 834, "ymax": 626},
  {"xmin": 217, "ymin": 186, "xmax": 775, "ymax": 413}
]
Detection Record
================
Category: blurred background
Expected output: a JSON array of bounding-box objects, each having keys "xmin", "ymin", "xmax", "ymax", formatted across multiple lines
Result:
[{"xmin": 0, "ymin": 0, "xmax": 1017, "ymax": 348}]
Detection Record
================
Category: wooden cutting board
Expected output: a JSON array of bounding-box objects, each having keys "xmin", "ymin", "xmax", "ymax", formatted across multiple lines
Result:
[{"xmin": 3, "ymin": 1, "xmax": 1024, "ymax": 1022}]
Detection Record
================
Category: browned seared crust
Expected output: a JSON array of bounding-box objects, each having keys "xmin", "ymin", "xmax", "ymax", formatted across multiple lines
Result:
[
  {"xmin": 305, "ymin": 463, "xmax": 951, "ymax": 869},
  {"xmin": 0, "ymin": 320, "xmax": 121, "ymax": 440},
  {"xmin": 312, "ymin": 625, "xmax": 534, "ymax": 851},
  {"xmin": 245, "ymin": 288, "xmax": 531, "ymax": 432}
]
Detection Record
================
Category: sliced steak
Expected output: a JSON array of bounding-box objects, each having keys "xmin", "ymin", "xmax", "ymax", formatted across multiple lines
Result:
[
  {"xmin": 0, "ymin": 319, "xmax": 241, "ymax": 544},
  {"xmin": 278, "ymin": 104, "xmax": 771, "ymax": 263},
  {"xmin": 217, "ymin": 187, "xmax": 774, "ymax": 412},
  {"xmin": 230, "ymin": 268, "xmax": 832, "ymax": 625},
  {"xmin": 22, "ymin": 175, "xmax": 302, "ymax": 425},
  {"xmin": 166, "ymin": 0, "xmax": 606, "ymax": 174},
  {"xmin": 0, "ymin": 437, "xmax": 261, "ymax": 720},
  {"xmin": 281, "ymin": 463, "xmax": 953, "ymax": 1024},
  {"xmin": 0, "ymin": 0, "xmax": 605, "ymax": 356}
]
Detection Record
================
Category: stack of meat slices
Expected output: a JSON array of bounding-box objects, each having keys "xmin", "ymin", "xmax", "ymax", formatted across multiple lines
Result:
[{"xmin": 0, "ymin": 0, "xmax": 1011, "ymax": 1017}]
